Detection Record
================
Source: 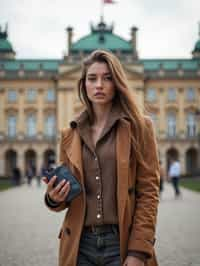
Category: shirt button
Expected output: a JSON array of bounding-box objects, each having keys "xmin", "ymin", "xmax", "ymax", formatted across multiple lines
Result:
[
  {"xmin": 96, "ymin": 176, "xmax": 100, "ymax": 180},
  {"xmin": 97, "ymin": 214, "xmax": 101, "ymax": 219},
  {"xmin": 97, "ymin": 194, "xmax": 100, "ymax": 199}
]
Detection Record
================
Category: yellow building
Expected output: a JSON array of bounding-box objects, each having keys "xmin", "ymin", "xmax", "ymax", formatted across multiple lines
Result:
[{"xmin": 0, "ymin": 20, "xmax": 200, "ymax": 178}]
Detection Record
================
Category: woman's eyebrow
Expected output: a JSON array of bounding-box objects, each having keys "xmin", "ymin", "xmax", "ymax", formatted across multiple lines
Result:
[{"xmin": 87, "ymin": 72, "xmax": 111, "ymax": 76}]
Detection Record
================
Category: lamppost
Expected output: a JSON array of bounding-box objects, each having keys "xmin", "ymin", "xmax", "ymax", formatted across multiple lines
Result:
[{"xmin": 195, "ymin": 109, "xmax": 200, "ymax": 174}]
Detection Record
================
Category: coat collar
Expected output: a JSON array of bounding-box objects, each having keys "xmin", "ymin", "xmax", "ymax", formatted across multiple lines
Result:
[{"xmin": 70, "ymin": 102, "xmax": 129, "ymax": 130}]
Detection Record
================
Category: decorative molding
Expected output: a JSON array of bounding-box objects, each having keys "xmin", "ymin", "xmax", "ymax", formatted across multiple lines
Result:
[{"xmin": 19, "ymin": 88, "xmax": 25, "ymax": 94}]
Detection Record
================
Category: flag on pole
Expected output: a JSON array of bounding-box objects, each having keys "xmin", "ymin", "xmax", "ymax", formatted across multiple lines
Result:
[{"xmin": 103, "ymin": 0, "xmax": 116, "ymax": 4}]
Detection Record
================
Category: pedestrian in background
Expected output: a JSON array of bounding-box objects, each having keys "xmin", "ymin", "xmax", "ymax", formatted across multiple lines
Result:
[
  {"xmin": 43, "ymin": 50, "xmax": 160, "ymax": 266},
  {"xmin": 12, "ymin": 166, "xmax": 21, "ymax": 186},
  {"xmin": 168, "ymin": 158, "xmax": 181, "ymax": 198},
  {"xmin": 159, "ymin": 160, "xmax": 165, "ymax": 197}
]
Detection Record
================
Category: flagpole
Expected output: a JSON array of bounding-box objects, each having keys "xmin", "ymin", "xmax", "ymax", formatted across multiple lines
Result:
[{"xmin": 100, "ymin": 0, "xmax": 104, "ymax": 21}]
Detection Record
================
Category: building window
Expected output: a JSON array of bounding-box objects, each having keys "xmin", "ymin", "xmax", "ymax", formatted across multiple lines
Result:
[
  {"xmin": 27, "ymin": 88, "xmax": 37, "ymax": 102},
  {"xmin": 45, "ymin": 115, "xmax": 56, "ymax": 137},
  {"xmin": 149, "ymin": 113, "xmax": 158, "ymax": 133},
  {"xmin": 26, "ymin": 114, "xmax": 36, "ymax": 137},
  {"xmin": 186, "ymin": 113, "xmax": 196, "ymax": 137},
  {"xmin": 167, "ymin": 113, "xmax": 176, "ymax": 137},
  {"xmin": 8, "ymin": 89, "xmax": 17, "ymax": 102},
  {"xmin": 46, "ymin": 89, "xmax": 55, "ymax": 102},
  {"xmin": 186, "ymin": 87, "xmax": 195, "ymax": 102},
  {"xmin": 146, "ymin": 88, "xmax": 157, "ymax": 102},
  {"xmin": 168, "ymin": 88, "xmax": 176, "ymax": 102},
  {"xmin": 7, "ymin": 115, "xmax": 17, "ymax": 137}
]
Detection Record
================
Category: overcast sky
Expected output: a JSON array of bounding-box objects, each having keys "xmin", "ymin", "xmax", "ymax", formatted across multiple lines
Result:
[{"xmin": 0, "ymin": 0, "xmax": 200, "ymax": 59}]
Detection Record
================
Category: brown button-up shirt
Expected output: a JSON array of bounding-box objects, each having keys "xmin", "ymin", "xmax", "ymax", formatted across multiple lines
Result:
[{"xmin": 73, "ymin": 104, "xmax": 128, "ymax": 226}]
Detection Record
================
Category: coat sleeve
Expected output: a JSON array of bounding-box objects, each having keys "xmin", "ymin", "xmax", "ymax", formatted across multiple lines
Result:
[
  {"xmin": 128, "ymin": 117, "xmax": 160, "ymax": 259},
  {"xmin": 44, "ymin": 128, "xmax": 71, "ymax": 212}
]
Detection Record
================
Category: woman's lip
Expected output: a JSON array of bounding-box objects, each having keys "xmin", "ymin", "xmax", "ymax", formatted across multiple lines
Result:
[{"xmin": 94, "ymin": 93, "xmax": 105, "ymax": 96}]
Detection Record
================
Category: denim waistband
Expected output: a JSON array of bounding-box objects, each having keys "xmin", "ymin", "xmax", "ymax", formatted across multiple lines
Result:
[{"xmin": 83, "ymin": 224, "xmax": 119, "ymax": 234}]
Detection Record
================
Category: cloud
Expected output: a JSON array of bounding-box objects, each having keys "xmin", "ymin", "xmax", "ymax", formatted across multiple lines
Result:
[{"xmin": 0, "ymin": 0, "xmax": 199, "ymax": 58}]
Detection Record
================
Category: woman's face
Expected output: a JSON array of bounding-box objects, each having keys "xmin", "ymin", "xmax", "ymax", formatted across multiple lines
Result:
[{"xmin": 85, "ymin": 62, "xmax": 115, "ymax": 106}]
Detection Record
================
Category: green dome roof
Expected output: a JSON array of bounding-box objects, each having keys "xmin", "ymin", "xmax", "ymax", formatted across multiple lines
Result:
[
  {"xmin": 193, "ymin": 39, "xmax": 200, "ymax": 53},
  {"xmin": 0, "ymin": 30, "xmax": 14, "ymax": 53},
  {"xmin": 71, "ymin": 21, "xmax": 133, "ymax": 54}
]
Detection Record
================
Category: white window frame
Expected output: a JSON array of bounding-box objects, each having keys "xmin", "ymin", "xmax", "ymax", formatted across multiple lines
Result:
[
  {"xmin": 167, "ymin": 113, "xmax": 176, "ymax": 137},
  {"xmin": 168, "ymin": 88, "xmax": 176, "ymax": 102},
  {"xmin": 186, "ymin": 113, "xmax": 196, "ymax": 137},
  {"xmin": 26, "ymin": 114, "xmax": 37, "ymax": 137},
  {"xmin": 8, "ymin": 89, "xmax": 17, "ymax": 102},
  {"xmin": 7, "ymin": 115, "xmax": 17, "ymax": 137},
  {"xmin": 46, "ymin": 89, "xmax": 55, "ymax": 102},
  {"xmin": 186, "ymin": 87, "xmax": 195, "ymax": 102},
  {"xmin": 146, "ymin": 88, "xmax": 157, "ymax": 102},
  {"xmin": 27, "ymin": 88, "xmax": 37, "ymax": 102},
  {"xmin": 45, "ymin": 114, "xmax": 56, "ymax": 137}
]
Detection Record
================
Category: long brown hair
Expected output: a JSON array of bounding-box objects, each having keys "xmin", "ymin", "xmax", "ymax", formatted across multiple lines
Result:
[{"xmin": 78, "ymin": 49, "xmax": 148, "ymax": 168}]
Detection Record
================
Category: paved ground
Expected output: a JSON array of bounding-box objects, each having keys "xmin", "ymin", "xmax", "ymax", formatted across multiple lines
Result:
[{"xmin": 0, "ymin": 180, "xmax": 200, "ymax": 266}]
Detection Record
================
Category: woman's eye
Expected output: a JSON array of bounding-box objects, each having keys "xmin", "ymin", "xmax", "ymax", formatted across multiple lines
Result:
[
  {"xmin": 104, "ymin": 76, "xmax": 112, "ymax": 81},
  {"xmin": 88, "ymin": 77, "xmax": 96, "ymax": 81}
]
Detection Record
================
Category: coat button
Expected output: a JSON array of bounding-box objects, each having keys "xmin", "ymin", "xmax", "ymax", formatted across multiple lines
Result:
[
  {"xmin": 65, "ymin": 227, "xmax": 71, "ymax": 235},
  {"xmin": 97, "ymin": 214, "xmax": 101, "ymax": 219}
]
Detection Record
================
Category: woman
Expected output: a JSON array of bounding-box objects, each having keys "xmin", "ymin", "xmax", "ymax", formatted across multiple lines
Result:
[{"xmin": 43, "ymin": 50, "xmax": 160, "ymax": 266}]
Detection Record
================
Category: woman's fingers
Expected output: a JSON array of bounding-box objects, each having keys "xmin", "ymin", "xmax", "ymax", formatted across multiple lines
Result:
[
  {"xmin": 49, "ymin": 179, "xmax": 71, "ymax": 203},
  {"xmin": 47, "ymin": 175, "xmax": 57, "ymax": 192},
  {"xmin": 59, "ymin": 182, "xmax": 70, "ymax": 201},
  {"xmin": 42, "ymin": 177, "xmax": 48, "ymax": 184}
]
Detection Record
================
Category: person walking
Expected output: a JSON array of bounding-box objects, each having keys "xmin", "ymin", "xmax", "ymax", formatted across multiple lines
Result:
[
  {"xmin": 43, "ymin": 50, "xmax": 160, "ymax": 266},
  {"xmin": 168, "ymin": 158, "xmax": 181, "ymax": 198},
  {"xmin": 159, "ymin": 160, "xmax": 165, "ymax": 197}
]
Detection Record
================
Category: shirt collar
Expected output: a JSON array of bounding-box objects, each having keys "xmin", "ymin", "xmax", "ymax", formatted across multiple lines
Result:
[{"xmin": 70, "ymin": 102, "xmax": 129, "ymax": 130}]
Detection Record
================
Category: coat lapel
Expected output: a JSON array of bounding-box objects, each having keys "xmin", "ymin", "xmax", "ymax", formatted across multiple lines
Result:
[{"xmin": 116, "ymin": 119, "xmax": 131, "ymax": 226}]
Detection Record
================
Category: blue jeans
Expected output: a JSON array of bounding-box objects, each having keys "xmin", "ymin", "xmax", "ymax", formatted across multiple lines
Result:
[{"xmin": 77, "ymin": 225, "xmax": 121, "ymax": 266}]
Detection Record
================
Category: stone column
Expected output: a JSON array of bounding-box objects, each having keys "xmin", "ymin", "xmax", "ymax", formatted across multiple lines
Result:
[
  {"xmin": 178, "ymin": 88, "xmax": 184, "ymax": 138},
  {"xmin": 37, "ymin": 88, "xmax": 44, "ymax": 135},
  {"xmin": 0, "ymin": 89, "xmax": 5, "ymax": 133},
  {"xmin": 136, "ymin": 87, "xmax": 144, "ymax": 112},
  {"xmin": 0, "ymin": 151, "xmax": 5, "ymax": 176},
  {"xmin": 179, "ymin": 149, "xmax": 186, "ymax": 174},
  {"xmin": 37, "ymin": 149, "xmax": 44, "ymax": 176},
  {"xmin": 18, "ymin": 149, "xmax": 25, "ymax": 179},
  {"xmin": 159, "ymin": 88, "xmax": 165, "ymax": 138},
  {"xmin": 18, "ymin": 88, "xmax": 25, "ymax": 136}
]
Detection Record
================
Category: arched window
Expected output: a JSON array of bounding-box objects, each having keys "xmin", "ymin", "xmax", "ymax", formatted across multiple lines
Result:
[
  {"xmin": 186, "ymin": 113, "xmax": 196, "ymax": 137},
  {"xmin": 45, "ymin": 114, "xmax": 55, "ymax": 137},
  {"xmin": 7, "ymin": 115, "xmax": 17, "ymax": 137},
  {"xmin": 26, "ymin": 114, "xmax": 36, "ymax": 137},
  {"xmin": 167, "ymin": 112, "xmax": 176, "ymax": 137}
]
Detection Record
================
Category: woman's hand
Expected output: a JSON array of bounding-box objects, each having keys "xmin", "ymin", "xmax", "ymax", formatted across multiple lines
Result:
[
  {"xmin": 42, "ymin": 176, "xmax": 70, "ymax": 203},
  {"xmin": 123, "ymin": 256, "xmax": 145, "ymax": 266}
]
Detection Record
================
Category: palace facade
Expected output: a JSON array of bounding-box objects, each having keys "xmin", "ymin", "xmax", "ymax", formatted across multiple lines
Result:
[{"xmin": 0, "ymin": 20, "xmax": 200, "ymax": 178}]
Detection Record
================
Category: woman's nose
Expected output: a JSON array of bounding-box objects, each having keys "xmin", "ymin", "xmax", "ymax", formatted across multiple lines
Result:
[{"xmin": 96, "ymin": 78, "xmax": 103, "ymax": 88}]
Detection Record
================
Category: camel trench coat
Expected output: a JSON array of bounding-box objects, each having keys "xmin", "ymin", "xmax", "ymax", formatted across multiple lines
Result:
[{"xmin": 45, "ymin": 116, "xmax": 160, "ymax": 266}]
